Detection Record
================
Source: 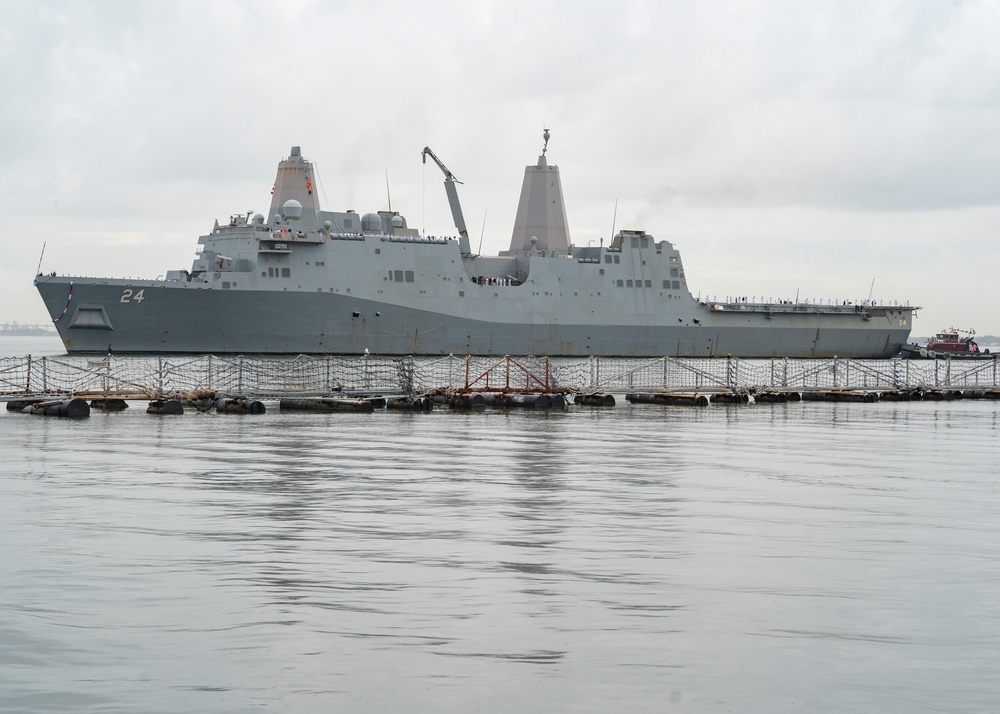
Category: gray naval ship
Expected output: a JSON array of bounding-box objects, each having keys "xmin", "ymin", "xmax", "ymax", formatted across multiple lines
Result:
[{"xmin": 35, "ymin": 132, "xmax": 916, "ymax": 357}]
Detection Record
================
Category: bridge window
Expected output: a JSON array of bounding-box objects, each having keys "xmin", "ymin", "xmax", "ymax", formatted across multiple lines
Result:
[
  {"xmin": 626, "ymin": 279, "xmax": 633, "ymax": 287},
  {"xmin": 394, "ymin": 270, "xmax": 403, "ymax": 282},
  {"xmin": 671, "ymin": 268, "xmax": 679, "ymax": 277},
  {"xmin": 405, "ymin": 270, "xmax": 414, "ymax": 282}
]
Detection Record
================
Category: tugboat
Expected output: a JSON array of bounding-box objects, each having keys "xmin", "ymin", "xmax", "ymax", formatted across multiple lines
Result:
[{"xmin": 900, "ymin": 328, "xmax": 992, "ymax": 359}]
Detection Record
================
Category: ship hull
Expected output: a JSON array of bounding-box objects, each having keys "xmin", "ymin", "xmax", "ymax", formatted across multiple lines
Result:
[{"xmin": 36, "ymin": 275, "xmax": 912, "ymax": 358}]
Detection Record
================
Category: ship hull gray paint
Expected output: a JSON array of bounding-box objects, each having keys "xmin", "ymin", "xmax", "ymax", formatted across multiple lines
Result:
[{"xmin": 36, "ymin": 274, "xmax": 910, "ymax": 358}]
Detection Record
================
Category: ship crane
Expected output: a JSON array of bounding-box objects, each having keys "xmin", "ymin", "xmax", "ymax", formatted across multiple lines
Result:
[{"xmin": 421, "ymin": 147, "xmax": 470, "ymax": 246}]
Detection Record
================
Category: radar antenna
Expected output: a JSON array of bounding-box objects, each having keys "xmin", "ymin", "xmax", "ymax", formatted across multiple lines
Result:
[{"xmin": 542, "ymin": 127, "xmax": 550, "ymax": 156}]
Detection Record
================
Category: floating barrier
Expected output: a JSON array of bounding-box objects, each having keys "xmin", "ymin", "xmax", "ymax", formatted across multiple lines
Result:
[
  {"xmin": 22, "ymin": 398, "xmax": 90, "ymax": 418},
  {"xmin": 147, "ymin": 399, "xmax": 184, "ymax": 415},
  {"xmin": 7, "ymin": 354, "xmax": 1000, "ymax": 404},
  {"xmin": 216, "ymin": 397, "xmax": 266, "ymax": 415},
  {"xmin": 7, "ymin": 350, "xmax": 1000, "ymax": 419},
  {"xmin": 279, "ymin": 397, "xmax": 375, "ymax": 413},
  {"xmin": 626, "ymin": 392, "xmax": 710, "ymax": 407},
  {"xmin": 574, "ymin": 392, "xmax": 616, "ymax": 407}
]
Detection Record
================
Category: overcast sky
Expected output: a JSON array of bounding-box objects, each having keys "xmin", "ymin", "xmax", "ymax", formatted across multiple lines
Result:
[{"xmin": 3, "ymin": 0, "xmax": 999, "ymax": 337}]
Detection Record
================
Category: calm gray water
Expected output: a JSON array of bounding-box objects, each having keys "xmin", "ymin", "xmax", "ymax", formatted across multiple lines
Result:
[{"xmin": 2, "ymin": 335, "xmax": 1000, "ymax": 712}]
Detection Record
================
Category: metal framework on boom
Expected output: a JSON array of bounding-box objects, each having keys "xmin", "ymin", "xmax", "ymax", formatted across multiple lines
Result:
[{"xmin": 422, "ymin": 147, "xmax": 470, "ymax": 244}]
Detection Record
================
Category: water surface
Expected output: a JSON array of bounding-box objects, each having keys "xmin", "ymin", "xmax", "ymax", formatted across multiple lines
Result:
[{"xmin": 2, "ymin": 333, "xmax": 999, "ymax": 711}]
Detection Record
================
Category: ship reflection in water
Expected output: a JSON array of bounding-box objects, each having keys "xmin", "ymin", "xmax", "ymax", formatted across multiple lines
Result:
[{"xmin": 2, "ymin": 400, "xmax": 999, "ymax": 711}]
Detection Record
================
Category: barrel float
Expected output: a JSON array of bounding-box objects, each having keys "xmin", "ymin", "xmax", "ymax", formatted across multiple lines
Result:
[
  {"xmin": 279, "ymin": 397, "xmax": 375, "ymax": 413},
  {"xmin": 183, "ymin": 396, "xmax": 217, "ymax": 412},
  {"xmin": 147, "ymin": 399, "xmax": 184, "ymax": 415},
  {"xmin": 920, "ymin": 390, "xmax": 963, "ymax": 401},
  {"xmin": 801, "ymin": 390, "xmax": 878, "ymax": 403},
  {"xmin": 752, "ymin": 392, "xmax": 788, "ymax": 403},
  {"xmin": 710, "ymin": 393, "xmax": 750, "ymax": 404},
  {"xmin": 502, "ymin": 393, "xmax": 566, "ymax": 408},
  {"xmin": 387, "ymin": 396, "xmax": 433, "ymax": 411},
  {"xmin": 573, "ymin": 392, "xmax": 616, "ymax": 406},
  {"xmin": 90, "ymin": 399, "xmax": 129, "ymax": 411},
  {"xmin": 22, "ymin": 398, "xmax": 90, "ymax": 418},
  {"xmin": 503, "ymin": 392, "xmax": 545, "ymax": 407},
  {"xmin": 877, "ymin": 390, "xmax": 912, "ymax": 402},
  {"xmin": 216, "ymin": 397, "xmax": 266, "ymax": 414},
  {"xmin": 7, "ymin": 398, "xmax": 43, "ymax": 411},
  {"xmin": 626, "ymin": 392, "xmax": 710, "ymax": 407},
  {"xmin": 446, "ymin": 392, "xmax": 487, "ymax": 408}
]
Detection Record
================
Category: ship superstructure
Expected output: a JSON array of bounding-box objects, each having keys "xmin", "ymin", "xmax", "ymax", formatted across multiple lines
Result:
[{"xmin": 35, "ymin": 134, "xmax": 916, "ymax": 357}]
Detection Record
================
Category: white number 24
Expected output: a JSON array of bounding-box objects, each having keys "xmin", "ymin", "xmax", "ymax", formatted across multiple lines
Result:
[{"xmin": 121, "ymin": 288, "xmax": 145, "ymax": 304}]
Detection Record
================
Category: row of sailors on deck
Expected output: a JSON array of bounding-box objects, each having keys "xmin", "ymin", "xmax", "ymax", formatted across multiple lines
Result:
[
  {"xmin": 476, "ymin": 276, "xmax": 514, "ymax": 286},
  {"xmin": 721, "ymin": 296, "xmax": 909, "ymax": 307},
  {"xmin": 725, "ymin": 296, "xmax": 798, "ymax": 303}
]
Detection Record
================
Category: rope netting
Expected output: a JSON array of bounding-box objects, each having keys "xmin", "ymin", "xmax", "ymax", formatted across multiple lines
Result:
[{"xmin": 1, "ymin": 354, "xmax": 998, "ymax": 399}]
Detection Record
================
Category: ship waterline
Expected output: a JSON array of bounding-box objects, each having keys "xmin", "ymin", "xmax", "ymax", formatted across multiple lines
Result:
[{"xmin": 35, "ymin": 136, "xmax": 915, "ymax": 357}]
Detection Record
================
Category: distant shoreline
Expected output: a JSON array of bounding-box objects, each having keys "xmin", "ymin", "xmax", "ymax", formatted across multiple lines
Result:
[{"xmin": 0, "ymin": 328, "xmax": 58, "ymax": 337}]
